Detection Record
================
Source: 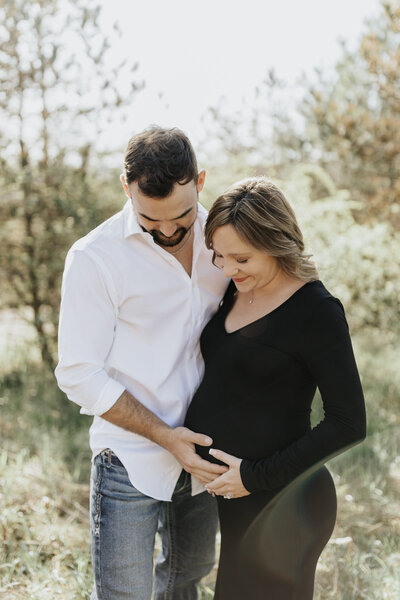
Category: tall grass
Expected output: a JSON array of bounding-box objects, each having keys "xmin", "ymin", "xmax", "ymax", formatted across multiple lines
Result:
[
  {"xmin": 0, "ymin": 350, "xmax": 93, "ymax": 599},
  {"xmin": 1, "ymin": 330, "xmax": 399, "ymax": 599}
]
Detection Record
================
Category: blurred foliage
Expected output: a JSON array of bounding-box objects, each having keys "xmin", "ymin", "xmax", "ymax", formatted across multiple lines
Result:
[
  {"xmin": 280, "ymin": 164, "xmax": 400, "ymax": 337},
  {"xmin": 0, "ymin": 162, "xmax": 123, "ymax": 370},
  {"xmin": 201, "ymin": 69, "xmax": 297, "ymax": 169},
  {"xmin": 204, "ymin": 0, "xmax": 400, "ymax": 228},
  {"xmin": 201, "ymin": 156, "xmax": 257, "ymax": 210},
  {"xmin": 0, "ymin": 0, "xmax": 142, "ymax": 370},
  {"xmin": 301, "ymin": 0, "xmax": 400, "ymax": 226}
]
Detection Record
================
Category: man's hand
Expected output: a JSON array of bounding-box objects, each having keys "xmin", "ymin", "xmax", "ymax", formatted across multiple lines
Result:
[
  {"xmin": 101, "ymin": 392, "xmax": 227, "ymax": 484},
  {"xmin": 205, "ymin": 449, "xmax": 251, "ymax": 499},
  {"xmin": 162, "ymin": 427, "xmax": 228, "ymax": 485}
]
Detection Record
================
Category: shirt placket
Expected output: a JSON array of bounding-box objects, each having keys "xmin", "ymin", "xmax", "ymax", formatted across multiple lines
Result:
[{"xmin": 187, "ymin": 232, "xmax": 204, "ymax": 386}]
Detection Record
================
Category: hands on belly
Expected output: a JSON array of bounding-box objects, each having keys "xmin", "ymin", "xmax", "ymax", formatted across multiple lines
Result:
[
  {"xmin": 205, "ymin": 449, "xmax": 251, "ymax": 499},
  {"xmin": 164, "ymin": 426, "xmax": 229, "ymax": 485}
]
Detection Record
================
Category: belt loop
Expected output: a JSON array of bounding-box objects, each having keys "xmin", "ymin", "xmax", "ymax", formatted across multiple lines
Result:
[{"xmin": 107, "ymin": 449, "xmax": 112, "ymax": 466}]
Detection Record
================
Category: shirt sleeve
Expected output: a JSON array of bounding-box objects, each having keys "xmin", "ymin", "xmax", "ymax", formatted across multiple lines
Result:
[
  {"xmin": 240, "ymin": 297, "xmax": 367, "ymax": 493},
  {"xmin": 55, "ymin": 248, "xmax": 125, "ymax": 416}
]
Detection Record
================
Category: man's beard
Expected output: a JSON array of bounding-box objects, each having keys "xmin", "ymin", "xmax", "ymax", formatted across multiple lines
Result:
[
  {"xmin": 145, "ymin": 211, "xmax": 198, "ymax": 248},
  {"xmin": 149, "ymin": 226, "xmax": 189, "ymax": 247}
]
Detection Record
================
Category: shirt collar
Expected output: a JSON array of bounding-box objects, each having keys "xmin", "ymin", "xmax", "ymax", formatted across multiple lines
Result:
[
  {"xmin": 123, "ymin": 198, "xmax": 208, "ymax": 240},
  {"xmin": 123, "ymin": 199, "xmax": 148, "ymax": 238},
  {"xmin": 196, "ymin": 202, "xmax": 208, "ymax": 229}
]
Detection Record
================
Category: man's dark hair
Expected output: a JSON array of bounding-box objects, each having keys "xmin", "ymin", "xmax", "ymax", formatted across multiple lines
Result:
[{"xmin": 124, "ymin": 126, "xmax": 198, "ymax": 198}]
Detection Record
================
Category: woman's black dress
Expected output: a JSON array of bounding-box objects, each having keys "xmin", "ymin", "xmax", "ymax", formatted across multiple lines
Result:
[{"xmin": 184, "ymin": 280, "xmax": 366, "ymax": 599}]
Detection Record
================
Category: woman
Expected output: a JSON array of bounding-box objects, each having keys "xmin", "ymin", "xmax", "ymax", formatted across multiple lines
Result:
[{"xmin": 184, "ymin": 177, "xmax": 366, "ymax": 599}]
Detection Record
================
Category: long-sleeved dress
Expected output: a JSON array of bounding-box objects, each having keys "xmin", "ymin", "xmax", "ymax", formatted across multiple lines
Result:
[{"xmin": 185, "ymin": 279, "xmax": 366, "ymax": 599}]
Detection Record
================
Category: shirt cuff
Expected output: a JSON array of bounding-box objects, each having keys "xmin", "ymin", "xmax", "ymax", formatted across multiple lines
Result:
[
  {"xmin": 80, "ymin": 378, "xmax": 126, "ymax": 416},
  {"xmin": 191, "ymin": 475, "xmax": 206, "ymax": 496}
]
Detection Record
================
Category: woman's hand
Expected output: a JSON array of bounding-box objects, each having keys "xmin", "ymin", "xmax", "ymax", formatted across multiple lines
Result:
[{"xmin": 205, "ymin": 449, "xmax": 251, "ymax": 499}]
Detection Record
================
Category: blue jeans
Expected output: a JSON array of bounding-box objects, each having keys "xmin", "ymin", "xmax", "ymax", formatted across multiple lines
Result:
[{"xmin": 90, "ymin": 450, "xmax": 218, "ymax": 599}]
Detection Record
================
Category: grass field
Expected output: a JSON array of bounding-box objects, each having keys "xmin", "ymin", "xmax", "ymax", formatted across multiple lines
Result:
[{"xmin": 1, "ymin": 321, "xmax": 399, "ymax": 599}]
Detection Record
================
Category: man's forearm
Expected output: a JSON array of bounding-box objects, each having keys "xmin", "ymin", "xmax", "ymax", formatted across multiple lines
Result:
[
  {"xmin": 101, "ymin": 389, "xmax": 229, "ymax": 485},
  {"xmin": 101, "ymin": 389, "xmax": 174, "ymax": 449}
]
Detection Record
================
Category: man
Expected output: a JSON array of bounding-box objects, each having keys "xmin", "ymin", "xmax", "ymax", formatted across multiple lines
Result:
[{"xmin": 55, "ymin": 126, "xmax": 228, "ymax": 599}]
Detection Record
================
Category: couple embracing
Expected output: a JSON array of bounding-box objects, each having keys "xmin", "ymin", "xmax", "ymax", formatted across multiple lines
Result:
[{"xmin": 55, "ymin": 126, "xmax": 366, "ymax": 599}]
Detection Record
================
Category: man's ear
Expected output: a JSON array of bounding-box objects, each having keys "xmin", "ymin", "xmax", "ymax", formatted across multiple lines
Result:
[
  {"xmin": 120, "ymin": 174, "xmax": 131, "ymax": 198},
  {"xmin": 197, "ymin": 169, "xmax": 206, "ymax": 193}
]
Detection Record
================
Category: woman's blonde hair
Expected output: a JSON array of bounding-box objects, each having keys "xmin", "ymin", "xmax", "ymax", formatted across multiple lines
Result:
[{"xmin": 205, "ymin": 177, "xmax": 318, "ymax": 282}]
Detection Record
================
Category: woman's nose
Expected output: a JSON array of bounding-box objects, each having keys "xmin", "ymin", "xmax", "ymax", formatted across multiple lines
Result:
[{"xmin": 223, "ymin": 263, "xmax": 239, "ymax": 278}]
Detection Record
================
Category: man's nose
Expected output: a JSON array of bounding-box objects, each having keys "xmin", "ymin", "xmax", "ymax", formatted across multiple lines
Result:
[{"xmin": 159, "ymin": 221, "xmax": 178, "ymax": 237}]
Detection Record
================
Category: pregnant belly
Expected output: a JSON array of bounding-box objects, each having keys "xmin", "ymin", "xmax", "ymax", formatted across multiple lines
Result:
[{"xmin": 185, "ymin": 397, "xmax": 308, "ymax": 465}]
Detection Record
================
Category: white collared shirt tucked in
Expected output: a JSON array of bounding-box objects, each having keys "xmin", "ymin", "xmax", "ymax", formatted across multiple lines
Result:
[{"xmin": 55, "ymin": 200, "xmax": 228, "ymax": 501}]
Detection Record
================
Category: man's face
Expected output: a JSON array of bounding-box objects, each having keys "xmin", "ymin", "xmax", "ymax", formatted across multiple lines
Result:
[{"xmin": 121, "ymin": 171, "xmax": 205, "ymax": 248}]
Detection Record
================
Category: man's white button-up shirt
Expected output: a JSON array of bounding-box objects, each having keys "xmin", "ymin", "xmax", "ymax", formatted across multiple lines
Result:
[{"xmin": 55, "ymin": 200, "xmax": 228, "ymax": 501}]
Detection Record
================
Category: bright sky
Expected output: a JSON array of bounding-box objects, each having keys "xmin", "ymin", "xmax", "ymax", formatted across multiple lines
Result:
[{"xmin": 99, "ymin": 0, "xmax": 381, "ymax": 155}]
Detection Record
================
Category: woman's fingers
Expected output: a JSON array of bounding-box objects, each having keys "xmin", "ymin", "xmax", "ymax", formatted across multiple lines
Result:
[
  {"xmin": 209, "ymin": 448, "xmax": 239, "ymax": 466},
  {"xmin": 205, "ymin": 460, "xmax": 249, "ymax": 498},
  {"xmin": 205, "ymin": 472, "xmax": 229, "ymax": 493}
]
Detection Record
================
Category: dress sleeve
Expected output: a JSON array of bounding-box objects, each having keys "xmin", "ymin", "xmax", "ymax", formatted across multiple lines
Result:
[{"xmin": 240, "ymin": 297, "xmax": 366, "ymax": 493}]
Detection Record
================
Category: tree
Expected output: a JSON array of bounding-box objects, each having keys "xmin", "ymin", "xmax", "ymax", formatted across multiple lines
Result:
[
  {"xmin": 301, "ymin": 0, "xmax": 400, "ymax": 226},
  {"xmin": 203, "ymin": 1, "xmax": 400, "ymax": 227},
  {"xmin": 0, "ymin": 0, "xmax": 143, "ymax": 370},
  {"xmin": 200, "ymin": 70, "xmax": 303, "ymax": 170},
  {"xmin": 281, "ymin": 164, "xmax": 400, "ymax": 339}
]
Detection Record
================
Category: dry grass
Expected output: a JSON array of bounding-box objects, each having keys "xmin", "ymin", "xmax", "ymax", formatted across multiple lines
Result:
[
  {"xmin": 1, "ymin": 442, "xmax": 399, "ymax": 599},
  {"xmin": 0, "ymin": 448, "xmax": 92, "ymax": 599},
  {"xmin": 1, "ymin": 330, "xmax": 399, "ymax": 599}
]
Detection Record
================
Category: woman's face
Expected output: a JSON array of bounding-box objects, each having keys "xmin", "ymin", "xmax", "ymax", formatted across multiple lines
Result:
[{"xmin": 212, "ymin": 224, "xmax": 279, "ymax": 293}]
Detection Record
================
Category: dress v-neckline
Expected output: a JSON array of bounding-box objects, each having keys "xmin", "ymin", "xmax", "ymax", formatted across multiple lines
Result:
[{"xmin": 223, "ymin": 280, "xmax": 317, "ymax": 335}]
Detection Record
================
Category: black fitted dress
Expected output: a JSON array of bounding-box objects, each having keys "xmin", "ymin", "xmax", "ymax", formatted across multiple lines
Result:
[{"xmin": 185, "ymin": 280, "xmax": 366, "ymax": 600}]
